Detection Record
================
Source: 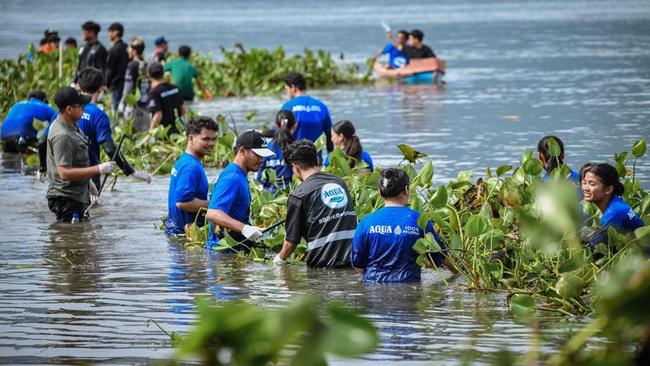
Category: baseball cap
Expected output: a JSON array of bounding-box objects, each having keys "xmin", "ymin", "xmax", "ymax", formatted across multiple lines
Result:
[
  {"xmin": 154, "ymin": 36, "xmax": 168, "ymax": 46},
  {"xmin": 54, "ymin": 86, "xmax": 91, "ymax": 110},
  {"xmin": 235, "ymin": 130, "xmax": 275, "ymax": 158},
  {"xmin": 147, "ymin": 62, "xmax": 164, "ymax": 77}
]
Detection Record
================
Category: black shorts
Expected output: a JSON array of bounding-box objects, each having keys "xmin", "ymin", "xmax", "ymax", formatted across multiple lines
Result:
[
  {"xmin": 47, "ymin": 197, "xmax": 88, "ymax": 222},
  {"xmin": 1, "ymin": 136, "xmax": 37, "ymax": 153}
]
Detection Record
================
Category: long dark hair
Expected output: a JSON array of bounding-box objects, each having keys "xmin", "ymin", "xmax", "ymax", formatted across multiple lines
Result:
[
  {"xmin": 537, "ymin": 135, "xmax": 565, "ymax": 172},
  {"xmin": 580, "ymin": 163, "xmax": 625, "ymax": 196},
  {"xmin": 333, "ymin": 120, "xmax": 362, "ymax": 167},
  {"xmin": 273, "ymin": 110, "xmax": 296, "ymax": 153}
]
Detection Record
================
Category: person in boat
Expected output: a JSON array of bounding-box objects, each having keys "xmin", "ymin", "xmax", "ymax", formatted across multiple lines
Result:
[
  {"xmin": 206, "ymin": 130, "xmax": 275, "ymax": 250},
  {"xmin": 371, "ymin": 29, "xmax": 409, "ymax": 69},
  {"xmin": 1, "ymin": 90, "xmax": 56, "ymax": 154},
  {"xmin": 166, "ymin": 116, "xmax": 218, "ymax": 237},
  {"xmin": 581, "ymin": 163, "xmax": 644, "ymax": 250},
  {"xmin": 324, "ymin": 120, "xmax": 373, "ymax": 171},
  {"xmin": 537, "ymin": 135, "xmax": 580, "ymax": 184},
  {"xmin": 351, "ymin": 168, "xmax": 453, "ymax": 282},
  {"xmin": 403, "ymin": 29, "xmax": 444, "ymax": 83},
  {"xmin": 273, "ymin": 139, "xmax": 357, "ymax": 268},
  {"xmin": 257, "ymin": 110, "xmax": 296, "ymax": 193}
]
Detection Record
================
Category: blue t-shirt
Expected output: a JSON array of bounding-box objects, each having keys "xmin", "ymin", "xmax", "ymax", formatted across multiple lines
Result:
[
  {"xmin": 324, "ymin": 150, "xmax": 374, "ymax": 171},
  {"xmin": 1, "ymin": 98, "xmax": 56, "ymax": 139},
  {"xmin": 281, "ymin": 96, "xmax": 332, "ymax": 144},
  {"xmin": 542, "ymin": 168, "xmax": 580, "ymax": 184},
  {"xmin": 382, "ymin": 43, "xmax": 408, "ymax": 69},
  {"xmin": 601, "ymin": 195, "xmax": 644, "ymax": 233},
  {"xmin": 351, "ymin": 206, "xmax": 446, "ymax": 283},
  {"xmin": 256, "ymin": 141, "xmax": 292, "ymax": 192},
  {"xmin": 207, "ymin": 163, "xmax": 251, "ymax": 247},
  {"xmin": 77, "ymin": 103, "xmax": 113, "ymax": 166},
  {"xmin": 166, "ymin": 152, "xmax": 209, "ymax": 236}
]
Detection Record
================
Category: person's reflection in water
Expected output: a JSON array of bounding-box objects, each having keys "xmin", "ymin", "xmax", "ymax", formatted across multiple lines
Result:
[
  {"xmin": 206, "ymin": 250, "xmax": 250, "ymax": 302},
  {"xmin": 166, "ymin": 241, "xmax": 210, "ymax": 323}
]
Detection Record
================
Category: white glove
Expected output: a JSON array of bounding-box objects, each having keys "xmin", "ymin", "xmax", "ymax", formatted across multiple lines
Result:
[
  {"xmin": 242, "ymin": 225, "xmax": 263, "ymax": 242},
  {"xmin": 273, "ymin": 254, "xmax": 286, "ymax": 266},
  {"xmin": 36, "ymin": 170, "xmax": 46, "ymax": 183},
  {"xmin": 89, "ymin": 180, "xmax": 99, "ymax": 205},
  {"xmin": 131, "ymin": 170, "xmax": 152, "ymax": 183},
  {"xmin": 98, "ymin": 161, "xmax": 117, "ymax": 175},
  {"xmin": 117, "ymin": 102, "xmax": 125, "ymax": 114}
]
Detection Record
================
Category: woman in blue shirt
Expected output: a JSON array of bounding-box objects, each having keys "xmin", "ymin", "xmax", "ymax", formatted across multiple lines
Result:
[
  {"xmin": 581, "ymin": 163, "xmax": 644, "ymax": 251},
  {"xmin": 324, "ymin": 120, "xmax": 373, "ymax": 171},
  {"xmin": 537, "ymin": 135, "xmax": 580, "ymax": 183},
  {"xmin": 256, "ymin": 110, "xmax": 296, "ymax": 192},
  {"xmin": 351, "ymin": 168, "xmax": 451, "ymax": 283}
]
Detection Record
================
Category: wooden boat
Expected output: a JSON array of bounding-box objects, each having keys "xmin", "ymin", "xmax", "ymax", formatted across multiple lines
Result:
[{"xmin": 373, "ymin": 57, "xmax": 446, "ymax": 83}]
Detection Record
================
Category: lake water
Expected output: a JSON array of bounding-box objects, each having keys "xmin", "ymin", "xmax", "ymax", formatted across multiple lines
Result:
[{"xmin": 1, "ymin": 0, "xmax": 649, "ymax": 364}]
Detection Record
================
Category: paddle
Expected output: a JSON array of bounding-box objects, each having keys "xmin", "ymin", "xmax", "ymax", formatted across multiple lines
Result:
[{"xmin": 83, "ymin": 134, "xmax": 127, "ymax": 216}]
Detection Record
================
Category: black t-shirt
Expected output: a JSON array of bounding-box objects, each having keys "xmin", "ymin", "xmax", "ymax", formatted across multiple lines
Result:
[
  {"xmin": 75, "ymin": 41, "xmax": 108, "ymax": 82},
  {"xmin": 148, "ymin": 82, "xmax": 183, "ymax": 133},
  {"xmin": 124, "ymin": 59, "xmax": 151, "ymax": 106},
  {"xmin": 105, "ymin": 40, "xmax": 129, "ymax": 91},
  {"xmin": 404, "ymin": 44, "xmax": 436, "ymax": 59},
  {"xmin": 285, "ymin": 172, "xmax": 357, "ymax": 268}
]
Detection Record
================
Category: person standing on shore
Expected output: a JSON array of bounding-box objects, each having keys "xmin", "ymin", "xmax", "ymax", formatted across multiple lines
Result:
[
  {"xmin": 46, "ymin": 87, "xmax": 117, "ymax": 222},
  {"xmin": 75, "ymin": 21, "xmax": 107, "ymax": 83},
  {"xmin": 105, "ymin": 23, "xmax": 129, "ymax": 111},
  {"xmin": 147, "ymin": 62, "xmax": 184, "ymax": 133},
  {"xmin": 151, "ymin": 36, "xmax": 168, "ymax": 64},
  {"xmin": 163, "ymin": 45, "xmax": 206, "ymax": 102},
  {"xmin": 273, "ymin": 139, "xmax": 357, "ymax": 268},
  {"xmin": 166, "ymin": 116, "xmax": 218, "ymax": 237},
  {"xmin": 119, "ymin": 37, "xmax": 151, "ymax": 130},
  {"xmin": 281, "ymin": 72, "xmax": 334, "ymax": 161},
  {"xmin": 206, "ymin": 130, "xmax": 275, "ymax": 250}
]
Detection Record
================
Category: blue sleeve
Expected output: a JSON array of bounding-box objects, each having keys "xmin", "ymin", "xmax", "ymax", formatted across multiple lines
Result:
[
  {"xmin": 323, "ymin": 155, "xmax": 330, "ymax": 167},
  {"xmin": 95, "ymin": 112, "xmax": 113, "ymax": 144},
  {"xmin": 425, "ymin": 220, "xmax": 445, "ymax": 266},
  {"xmin": 382, "ymin": 44, "xmax": 393, "ymax": 55},
  {"xmin": 174, "ymin": 165, "xmax": 200, "ymax": 203},
  {"xmin": 208, "ymin": 174, "xmax": 236, "ymax": 213},
  {"xmin": 351, "ymin": 221, "xmax": 368, "ymax": 268},
  {"xmin": 362, "ymin": 151, "xmax": 373, "ymax": 171},
  {"xmin": 35, "ymin": 104, "xmax": 56, "ymax": 122}
]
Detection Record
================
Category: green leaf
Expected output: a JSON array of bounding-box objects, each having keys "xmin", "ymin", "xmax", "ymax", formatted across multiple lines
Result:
[
  {"xmin": 496, "ymin": 165, "xmax": 513, "ymax": 176},
  {"xmin": 418, "ymin": 160, "xmax": 434, "ymax": 185},
  {"xmin": 546, "ymin": 137, "xmax": 561, "ymax": 158},
  {"xmin": 634, "ymin": 225, "xmax": 650, "ymax": 248},
  {"xmin": 555, "ymin": 273, "xmax": 586, "ymax": 299},
  {"xmin": 523, "ymin": 158, "xmax": 543, "ymax": 176},
  {"xmin": 450, "ymin": 233, "xmax": 463, "ymax": 250},
  {"xmin": 558, "ymin": 256, "xmax": 586, "ymax": 273},
  {"xmin": 632, "ymin": 139, "xmax": 646, "ymax": 158},
  {"xmin": 615, "ymin": 161, "xmax": 627, "ymax": 178},
  {"xmin": 412, "ymin": 238, "xmax": 428, "ymax": 254},
  {"xmin": 509, "ymin": 294, "xmax": 535, "ymax": 317},
  {"xmin": 430, "ymin": 186, "xmax": 448, "ymax": 209},
  {"xmin": 323, "ymin": 304, "xmax": 379, "ymax": 356},
  {"xmin": 397, "ymin": 144, "xmax": 427, "ymax": 163},
  {"xmin": 464, "ymin": 214, "xmax": 490, "ymax": 237}
]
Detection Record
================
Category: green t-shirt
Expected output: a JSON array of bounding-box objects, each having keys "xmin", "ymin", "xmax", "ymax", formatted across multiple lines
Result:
[
  {"xmin": 164, "ymin": 57, "xmax": 198, "ymax": 100},
  {"xmin": 46, "ymin": 117, "xmax": 91, "ymax": 204}
]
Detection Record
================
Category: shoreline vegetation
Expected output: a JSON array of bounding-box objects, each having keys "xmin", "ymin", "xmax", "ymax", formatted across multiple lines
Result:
[{"xmin": 2, "ymin": 44, "xmax": 649, "ymax": 365}]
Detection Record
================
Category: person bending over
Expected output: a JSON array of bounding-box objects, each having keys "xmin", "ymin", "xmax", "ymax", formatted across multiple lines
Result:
[
  {"xmin": 324, "ymin": 120, "xmax": 373, "ymax": 171},
  {"xmin": 206, "ymin": 130, "xmax": 275, "ymax": 250},
  {"xmin": 166, "ymin": 116, "xmax": 218, "ymax": 237},
  {"xmin": 257, "ymin": 109, "xmax": 297, "ymax": 193},
  {"xmin": 1, "ymin": 90, "xmax": 56, "ymax": 154},
  {"xmin": 351, "ymin": 168, "xmax": 454, "ymax": 282},
  {"xmin": 274, "ymin": 139, "xmax": 357, "ymax": 268}
]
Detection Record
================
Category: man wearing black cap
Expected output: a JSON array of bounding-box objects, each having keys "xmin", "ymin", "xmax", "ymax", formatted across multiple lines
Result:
[
  {"xmin": 147, "ymin": 62, "xmax": 184, "ymax": 133},
  {"xmin": 75, "ymin": 21, "xmax": 107, "ymax": 83},
  {"xmin": 206, "ymin": 130, "xmax": 275, "ymax": 249},
  {"xmin": 46, "ymin": 87, "xmax": 117, "ymax": 222},
  {"xmin": 273, "ymin": 139, "xmax": 357, "ymax": 268},
  {"xmin": 105, "ymin": 23, "xmax": 129, "ymax": 111}
]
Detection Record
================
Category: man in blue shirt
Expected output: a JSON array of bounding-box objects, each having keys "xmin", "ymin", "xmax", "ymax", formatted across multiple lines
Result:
[
  {"xmin": 166, "ymin": 116, "xmax": 218, "ymax": 237},
  {"xmin": 1, "ymin": 90, "xmax": 56, "ymax": 153},
  {"xmin": 371, "ymin": 30, "xmax": 409, "ymax": 69},
  {"xmin": 206, "ymin": 130, "xmax": 275, "ymax": 249},
  {"xmin": 281, "ymin": 72, "xmax": 334, "ymax": 160}
]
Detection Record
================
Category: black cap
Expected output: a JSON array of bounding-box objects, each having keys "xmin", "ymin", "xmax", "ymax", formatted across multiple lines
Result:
[
  {"xmin": 147, "ymin": 62, "xmax": 163, "ymax": 78},
  {"xmin": 54, "ymin": 87, "xmax": 91, "ymax": 110},
  {"xmin": 235, "ymin": 130, "xmax": 275, "ymax": 157}
]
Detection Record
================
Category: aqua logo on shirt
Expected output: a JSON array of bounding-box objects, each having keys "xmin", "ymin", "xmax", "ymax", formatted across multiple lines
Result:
[{"xmin": 320, "ymin": 183, "xmax": 348, "ymax": 209}]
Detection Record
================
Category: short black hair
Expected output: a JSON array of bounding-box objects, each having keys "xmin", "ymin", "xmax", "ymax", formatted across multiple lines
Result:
[
  {"xmin": 179, "ymin": 45, "xmax": 191, "ymax": 58},
  {"xmin": 284, "ymin": 72, "xmax": 306, "ymax": 91},
  {"xmin": 39, "ymin": 38, "xmax": 47, "ymax": 46},
  {"xmin": 379, "ymin": 168, "xmax": 409, "ymax": 198},
  {"xmin": 186, "ymin": 116, "xmax": 218, "ymax": 137},
  {"xmin": 108, "ymin": 22, "xmax": 124, "ymax": 38},
  {"xmin": 47, "ymin": 35, "xmax": 61, "ymax": 43},
  {"xmin": 410, "ymin": 29, "xmax": 424, "ymax": 42},
  {"xmin": 65, "ymin": 37, "xmax": 77, "ymax": 47},
  {"xmin": 398, "ymin": 30, "xmax": 409, "ymax": 38},
  {"xmin": 81, "ymin": 21, "xmax": 101, "ymax": 34},
  {"xmin": 77, "ymin": 67, "xmax": 104, "ymax": 93},
  {"xmin": 28, "ymin": 90, "xmax": 47, "ymax": 103},
  {"xmin": 284, "ymin": 139, "xmax": 318, "ymax": 170}
]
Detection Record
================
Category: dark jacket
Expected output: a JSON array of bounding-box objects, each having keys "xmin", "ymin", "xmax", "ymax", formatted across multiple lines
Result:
[
  {"xmin": 105, "ymin": 40, "xmax": 129, "ymax": 91},
  {"xmin": 75, "ymin": 40, "xmax": 108, "ymax": 82}
]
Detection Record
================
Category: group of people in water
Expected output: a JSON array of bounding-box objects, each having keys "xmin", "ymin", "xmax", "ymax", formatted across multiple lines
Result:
[{"xmin": 0, "ymin": 24, "xmax": 646, "ymax": 284}]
